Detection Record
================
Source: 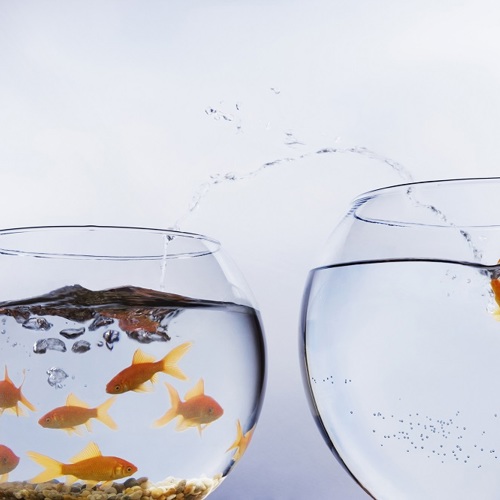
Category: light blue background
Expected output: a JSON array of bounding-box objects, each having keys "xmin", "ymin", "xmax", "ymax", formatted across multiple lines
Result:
[{"xmin": 2, "ymin": 1, "xmax": 500, "ymax": 498}]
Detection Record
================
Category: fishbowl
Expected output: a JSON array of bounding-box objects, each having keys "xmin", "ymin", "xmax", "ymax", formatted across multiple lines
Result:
[
  {"xmin": 301, "ymin": 178, "xmax": 500, "ymax": 499},
  {"xmin": 0, "ymin": 226, "xmax": 266, "ymax": 500}
]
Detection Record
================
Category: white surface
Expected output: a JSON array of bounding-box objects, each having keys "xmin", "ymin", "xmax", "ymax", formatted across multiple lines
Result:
[{"xmin": 2, "ymin": 1, "xmax": 500, "ymax": 498}]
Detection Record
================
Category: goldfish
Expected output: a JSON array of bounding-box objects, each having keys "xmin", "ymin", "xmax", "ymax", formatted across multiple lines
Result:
[
  {"xmin": 106, "ymin": 342, "xmax": 192, "ymax": 394},
  {"xmin": 492, "ymin": 270, "xmax": 500, "ymax": 318},
  {"xmin": 28, "ymin": 441, "xmax": 137, "ymax": 485},
  {"xmin": 226, "ymin": 420, "xmax": 255, "ymax": 462},
  {"xmin": 0, "ymin": 445, "xmax": 20, "ymax": 482},
  {"xmin": 153, "ymin": 379, "xmax": 223, "ymax": 434},
  {"xmin": 0, "ymin": 366, "xmax": 36, "ymax": 416},
  {"xmin": 38, "ymin": 394, "xmax": 117, "ymax": 434}
]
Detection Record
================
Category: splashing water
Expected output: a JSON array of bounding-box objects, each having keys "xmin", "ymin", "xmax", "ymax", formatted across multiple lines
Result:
[
  {"xmin": 169, "ymin": 144, "xmax": 414, "ymax": 232},
  {"xmin": 158, "ymin": 96, "xmax": 484, "ymax": 291}
]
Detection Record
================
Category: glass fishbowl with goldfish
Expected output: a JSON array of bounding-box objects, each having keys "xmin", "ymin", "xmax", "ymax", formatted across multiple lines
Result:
[
  {"xmin": 301, "ymin": 178, "xmax": 500, "ymax": 499},
  {"xmin": 0, "ymin": 226, "xmax": 266, "ymax": 500}
]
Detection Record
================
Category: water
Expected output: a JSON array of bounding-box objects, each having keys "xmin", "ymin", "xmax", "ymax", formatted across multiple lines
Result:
[
  {"xmin": 302, "ymin": 258, "xmax": 500, "ymax": 499},
  {"xmin": 0, "ymin": 285, "xmax": 264, "ymax": 498}
]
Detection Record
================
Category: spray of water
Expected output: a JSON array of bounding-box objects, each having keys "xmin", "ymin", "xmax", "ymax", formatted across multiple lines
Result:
[{"xmin": 159, "ymin": 95, "xmax": 481, "ymax": 289}]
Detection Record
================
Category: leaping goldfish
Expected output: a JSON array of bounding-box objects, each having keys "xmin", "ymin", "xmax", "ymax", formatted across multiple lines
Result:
[
  {"xmin": 153, "ymin": 379, "xmax": 223, "ymax": 434},
  {"xmin": 0, "ymin": 367, "xmax": 36, "ymax": 416},
  {"xmin": 492, "ymin": 271, "xmax": 500, "ymax": 319},
  {"xmin": 0, "ymin": 445, "xmax": 20, "ymax": 482},
  {"xmin": 106, "ymin": 342, "xmax": 192, "ymax": 394},
  {"xmin": 226, "ymin": 420, "xmax": 255, "ymax": 462},
  {"xmin": 28, "ymin": 442, "xmax": 137, "ymax": 485},
  {"xmin": 38, "ymin": 394, "xmax": 117, "ymax": 434}
]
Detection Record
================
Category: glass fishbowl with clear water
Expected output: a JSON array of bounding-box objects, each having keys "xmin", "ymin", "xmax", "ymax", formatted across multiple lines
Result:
[
  {"xmin": 301, "ymin": 178, "xmax": 500, "ymax": 499},
  {"xmin": 0, "ymin": 226, "xmax": 266, "ymax": 500}
]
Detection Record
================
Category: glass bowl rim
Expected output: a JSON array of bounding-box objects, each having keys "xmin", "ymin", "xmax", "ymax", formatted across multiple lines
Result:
[
  {"xmin": 0, "ymin": 225, "xmax": 221, "ymax": 260},
  {"xmin": 352, "ymin": 176, "xmax": 500, "ymax": 228}
]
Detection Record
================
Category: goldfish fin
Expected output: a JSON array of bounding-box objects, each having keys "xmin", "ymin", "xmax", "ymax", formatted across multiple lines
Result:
[
  {"xmin": 20, "ymin": 391, "xmax": 36, "ymax": 413},
  {"xmin": 0, "ymin": 472, "xmax": 8, "ymax": 482},
  {"xmin": 66, "ymin": 393, "xmax": 89, "ymax": 408},
  {"xmin": 133, "ymin": 383, "xmax": 153, "ymax": 393},
  {"xmin": 96, "ymin": 397, "xmax": 118, "ymax": 430},
  {"xmin": 65, "ymin": 475, "xmax": 79, "ymax": 486},
  {"xmin": 27, "ymin": 451, "xmax": 62, "ymax": 483},
  {"xmin": 185, "ymin": 379, "xmax": 204, "ymax": 400},
  {"xmin": 70, "ymin": 442, "xmax": 102, "ymax": 463},
  {"xmin": 14, "ymin": 404, "xmax": 24, "ymax": 417},
  {"xmin": 153, "ymin": 383, "xmax": 180, "ymax": 428},
  {"xmin": 175, "ymin": 417, "xmax": 190, "ymax": 432},
  {"xmin": 101, "ymin": 480, "xmax": 114, "ymax": 489},
  {"xmin": 63, "ymin": 427, "xmax": 81, "ymax": 436},
  {"xmin": 4, "ymin": 366, "xmax": 12, "ymax": 384},
  {"xmin": 226, "ymin": 420, "xmax": 244, "ymax": 453},
  {"xmin": 493, "ymin": 307, "xmax": 500, "ymax": 320},
  {"xmin": 84, "ymin": 421, "xmax": 92, "ymax": 433},
  {"xmin": 132, "ymin": 349, "xmax": 156, "ymax": 365},
  {"xmin": 161, "ymin": 342, "xmax": 192, "ymax": 380}
]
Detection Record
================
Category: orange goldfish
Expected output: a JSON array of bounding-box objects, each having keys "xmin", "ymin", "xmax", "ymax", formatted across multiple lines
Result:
[
  {"xmin": 38, "ymin": 394, "xmax": 117, "ymax": 434},
  {"xmin": 28, "ymin": 442, "xmax": 137, "ymax": 485},
  {"xmin": 106, "ymin": 342, "xmax": 192, "ymax": 394},
  {"xmin": 0, "ymin": 445, "xmax": 20, "ymax": 482},
  {"xmin": 0, "ymin": 367, "xmax": 36, "ymax": 416},
  {"xmin": 492, "ymin": 273, "xmax": 500, "ymax": 318},
  {"xmin": 226, "ymin": 420, "xmax": 255, "ymax": 462},
  {"xmin": 153, "ymin": 379, "xmax": 223, "ymax": 434}
]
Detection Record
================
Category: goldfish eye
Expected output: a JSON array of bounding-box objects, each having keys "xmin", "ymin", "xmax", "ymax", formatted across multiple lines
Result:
[
  {"xmin": 126, "ymin": 466, "xmax": 133, "ymax": 473},
  {"xmin": 115, "ymin": 385, "xmax": 121, "ymax": 392},
  {"xmin": 45, "ymin": 417, "xmax": 51, "ymax": 423}
]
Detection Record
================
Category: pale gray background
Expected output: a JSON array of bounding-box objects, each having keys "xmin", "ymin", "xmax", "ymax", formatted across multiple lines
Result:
[{"xmin": 2, "ymin": 1, "xmax": 500, "ymax": 498}]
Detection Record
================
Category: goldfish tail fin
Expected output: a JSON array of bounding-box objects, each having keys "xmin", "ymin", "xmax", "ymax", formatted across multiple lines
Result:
[
  {"xmin": 161, "ymin": 342, "xmax": 192, "ymax": 380},
  {"xmin": 226, "ymin": 420, "xmax": 244, "ymax": 452},
  {"xmin": 153, "ymin": 383, "xmax": 179, "ymax": 428},
  {"xmin": 20, "ymin": 391, "xmax": 36, "ymax": 413},
  {"xmin": 96, "ymin": 397, "xmax": 118, "ymax": 430},
  {"xmin": 27, "ymin": 451, "xmax": 62, "ymax": 483}
]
